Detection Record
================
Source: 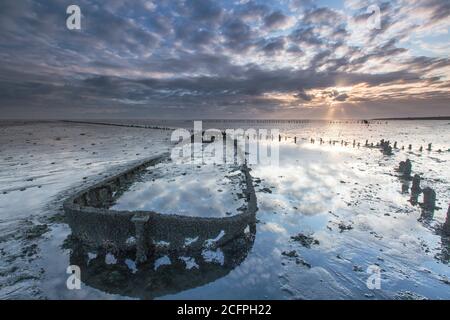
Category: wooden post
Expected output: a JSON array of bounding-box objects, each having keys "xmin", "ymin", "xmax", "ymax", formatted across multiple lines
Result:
[{"xmin": 132, "ymin": 214, "xmax": 150, "ymax": 263}]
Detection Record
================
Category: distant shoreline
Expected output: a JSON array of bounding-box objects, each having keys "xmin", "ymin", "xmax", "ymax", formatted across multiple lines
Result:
[
  {"xmin": 1, "ymin": 116, "xmax": 450, "ymax": 122},
  {"xmin": 371, "ymin": 116, "xmax": 450, "ymax": 121}
]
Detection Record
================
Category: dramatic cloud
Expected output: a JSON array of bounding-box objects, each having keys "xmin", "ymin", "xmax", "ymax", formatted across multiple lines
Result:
[
  {"xmin": 0, "ymin": 0, "xmax": 449, "ymax": 119},
  {"xmin": 263, "ymin": 11, "xmax": 293, "ymax": 30}
]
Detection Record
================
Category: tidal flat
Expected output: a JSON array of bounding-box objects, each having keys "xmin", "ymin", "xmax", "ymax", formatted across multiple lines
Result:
[{"xmin": 0, "ymin": 120, "xmax": 449, "ymax": 300}]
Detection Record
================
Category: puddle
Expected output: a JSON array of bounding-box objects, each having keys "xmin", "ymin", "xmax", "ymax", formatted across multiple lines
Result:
[
  {"xmin": 111, "ymin": 161, "xmax": 247, "ymax": 218},
  {"xmin": 1, "ymin": 120, "xmax": 450, "ymax": 300}
]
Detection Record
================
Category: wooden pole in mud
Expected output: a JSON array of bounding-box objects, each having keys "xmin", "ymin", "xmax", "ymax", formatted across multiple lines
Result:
[
  {"xmin": 444, "ymin": 205, "xmax": 450, "ymax": 235},
  {"xmin": 422, "ymin": 187, "xmax": 436, "ymax": 211},
  {"xmin": 132, "ymin": 214, "xmax": 150, "ymax": 263},
  {"xmin": 411, "ymin": 174, "xmax": 421, "ymax": 194}
]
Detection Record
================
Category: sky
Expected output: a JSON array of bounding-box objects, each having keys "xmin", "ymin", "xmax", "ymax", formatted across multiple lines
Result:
[{"xmin": 0, "ymin": 0, "xmax": 449, "ymax": 119}]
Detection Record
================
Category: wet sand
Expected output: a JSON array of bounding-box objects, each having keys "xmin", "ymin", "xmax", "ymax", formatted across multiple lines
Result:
[{"xmin": 0, "ymin": 120, "xmax": 449, "ymax": 299}]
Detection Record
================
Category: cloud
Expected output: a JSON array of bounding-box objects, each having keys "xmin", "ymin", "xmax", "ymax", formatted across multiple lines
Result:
[
  {"xmin": 294, "ymin": 89, "xmax": 312, "ymax": 101},
  {"xmin": 261, "ymin": 37, "xmax": 286, "ymax": 55},
  {"xmin": 263, "ymin": 11, "xmax": 292, "ymax": 30},
  {"xmin": 0, "ymin": 0, "xmax": 449, "ymax": 119},
  {"xmin": 303, "ymin": 7, "xmax": 344, "ymax": 26},
  {"xmin": 184, "ymin": 0, "xmax": 223, "ymax": 22},
  {"xmin": 221, "ymin": 18, "xmax": 254, "ymax": 51},
  {"xmin": 335, "ymin": 93, "xmax": 349, "ymax": 101},
  {"xmin": 289, "ymin": 26, "xmax": 323, "ymax": 46}
]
